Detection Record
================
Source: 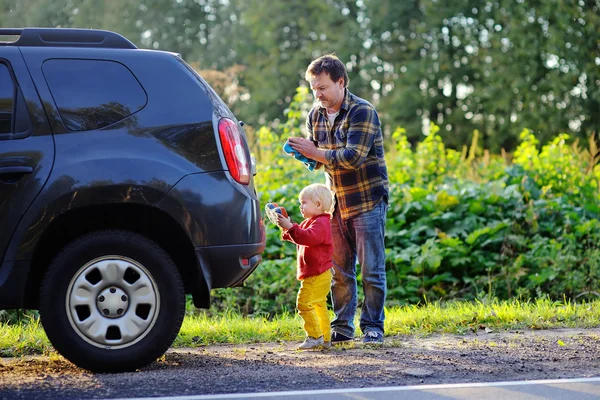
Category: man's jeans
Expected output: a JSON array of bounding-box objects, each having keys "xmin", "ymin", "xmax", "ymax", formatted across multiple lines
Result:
[{"xmin": 330, "ymin": 200, "xmax": 387, "ymax": 337}]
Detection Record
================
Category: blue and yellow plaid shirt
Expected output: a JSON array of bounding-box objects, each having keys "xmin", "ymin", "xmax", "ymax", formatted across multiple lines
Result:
[{"xmin": 307, "ymin": 89, "xmax": 389, "ymax": 220}]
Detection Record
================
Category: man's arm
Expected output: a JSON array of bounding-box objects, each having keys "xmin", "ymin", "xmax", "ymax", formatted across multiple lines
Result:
[
  {"xmin": 292, "ymin": 110, "xmax": 326, "ymax": 166},
  {"xmin": 289, "ymin": 105, "xmax": 379, "ymax": 170},
  {"xmin": 287, "ymin": 137, "xmax": 328, "ymax": 164}
]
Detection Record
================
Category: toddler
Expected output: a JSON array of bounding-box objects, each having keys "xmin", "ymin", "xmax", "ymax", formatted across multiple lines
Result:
[{"xmin": 275, "ymin": 183, "xmax": 333, "ymax": 350}]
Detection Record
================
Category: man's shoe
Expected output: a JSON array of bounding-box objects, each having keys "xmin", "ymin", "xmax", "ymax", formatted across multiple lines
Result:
[
  {"xmin": 298, "ymin": 336, "xmax": 325, "ymax": 350},
  {"xmin": 363, "ymin": 330, "xmax": 384, "ymax": 345},
  {"xmin": 331, "ymin": 331, "xmax": 353, "ymax": 345}
]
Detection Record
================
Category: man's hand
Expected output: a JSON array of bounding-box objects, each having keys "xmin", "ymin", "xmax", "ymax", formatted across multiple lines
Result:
[
  {"xmin": 287, "ymin": 137, "xmax": 316, "ymax": 158},
  {"xmin": 287, "ymin": 137, "xmax": 328, "ymax": 164}
]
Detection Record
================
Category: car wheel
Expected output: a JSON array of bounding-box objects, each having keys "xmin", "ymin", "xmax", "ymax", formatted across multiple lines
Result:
[{"xmin": 39, "ymin": 230, "xmax": 185, "ymax": 372}]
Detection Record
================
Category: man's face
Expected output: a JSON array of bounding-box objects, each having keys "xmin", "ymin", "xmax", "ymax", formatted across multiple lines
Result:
[{"xmin": 309, "ymin": 73, "xmax": 345, "ymax": 111}]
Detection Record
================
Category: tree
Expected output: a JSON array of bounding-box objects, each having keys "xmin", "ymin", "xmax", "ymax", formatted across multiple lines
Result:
[
  {"xmin": 2, "ymin": 0, "xmax": 598, "ymax": 150},
  {"xmin": 367, "ymin": 0, "xmax": 600, "ymax": 151}
]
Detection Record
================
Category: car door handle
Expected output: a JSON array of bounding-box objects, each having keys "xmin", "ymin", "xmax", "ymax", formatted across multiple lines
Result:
[
  {"xmin": 0, "ymin": 166, "xmax": 34, "ymax": 183},
  {"xmin": 0, "ymin": 166, "xmax": 34, "ymax": 175}
]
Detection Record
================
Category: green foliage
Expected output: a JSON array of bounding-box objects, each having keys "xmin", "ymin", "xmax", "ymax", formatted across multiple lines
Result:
[
  {"xmin": 384, "ymin": 125, "xmax": 600, "ymax": 306},
  {"xmin": 208, "ymin": 89, "xmax": 600, "ymax": 315}
]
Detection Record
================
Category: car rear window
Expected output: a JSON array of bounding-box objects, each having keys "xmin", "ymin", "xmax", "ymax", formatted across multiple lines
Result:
[{"xmin": 43, "ymin": 59, "xmax": 147, "ymax": 132}]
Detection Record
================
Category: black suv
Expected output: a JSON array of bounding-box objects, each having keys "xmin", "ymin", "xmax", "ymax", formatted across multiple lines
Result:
[{"xmin": 0, "ymin": 28, "xmax": 265, "ymax": 372}]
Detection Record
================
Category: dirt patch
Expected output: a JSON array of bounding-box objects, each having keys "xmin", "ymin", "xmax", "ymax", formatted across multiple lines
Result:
[{"xmin": 1, "ymin": 328, "xmax": 600, "ymax": 399}]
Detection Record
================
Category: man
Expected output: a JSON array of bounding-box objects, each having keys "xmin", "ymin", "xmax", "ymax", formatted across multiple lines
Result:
[{"xmin": 287, "ymin": 54, "xmax": 389, "ymax": 345}]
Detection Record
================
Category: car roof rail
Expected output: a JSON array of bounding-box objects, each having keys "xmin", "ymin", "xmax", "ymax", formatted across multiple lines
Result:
[{"xmin": 0, "ymin": 28, "xmax": 137, "ymax": 49}]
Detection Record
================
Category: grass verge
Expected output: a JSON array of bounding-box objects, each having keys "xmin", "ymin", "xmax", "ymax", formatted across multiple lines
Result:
[{"xmin": 1, "ymin": 299, "xmax": 599, "ymax": 357}]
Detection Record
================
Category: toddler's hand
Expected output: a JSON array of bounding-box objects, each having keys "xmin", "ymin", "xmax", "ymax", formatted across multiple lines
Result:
[{"xmin": 277, "ymin": 214, "xmax": 293, "ymax": 230}]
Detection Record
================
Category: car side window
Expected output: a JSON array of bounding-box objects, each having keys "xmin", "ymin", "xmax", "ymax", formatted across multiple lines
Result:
[
  {"xmin": 42, "ymin": 59, "xmax": 147, "ymax": 132},
  {"xmin": 0, "ymin": 63, "xmax": 14, "ymax": 134}
]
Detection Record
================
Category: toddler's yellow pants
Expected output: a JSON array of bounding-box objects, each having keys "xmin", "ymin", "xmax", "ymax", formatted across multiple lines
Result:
[{"xmin": 297, "ymin": 269, "xmax": 332, "ymax": 342}]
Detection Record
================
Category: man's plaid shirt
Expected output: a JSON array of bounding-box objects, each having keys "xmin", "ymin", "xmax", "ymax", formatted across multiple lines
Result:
[{"xmin": 307, "ymin": 89, "xmax": 389, "ymax": 220}]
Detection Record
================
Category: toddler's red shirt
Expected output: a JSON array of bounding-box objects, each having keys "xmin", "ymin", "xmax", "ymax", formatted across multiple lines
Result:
[{"xmin": 282, "ymin": 213, "xmax": 333, "ymax": 280}]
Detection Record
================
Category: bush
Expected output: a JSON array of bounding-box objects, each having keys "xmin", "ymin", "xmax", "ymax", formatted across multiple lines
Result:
[{"xmin": 209, "ymin": 91, "xmax": 600, "ymax": 316}]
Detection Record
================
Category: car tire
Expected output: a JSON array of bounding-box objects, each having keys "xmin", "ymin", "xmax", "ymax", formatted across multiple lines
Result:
[{"xmin": 39, "ymin": 230, "xmax": 185, "ymax": 372}]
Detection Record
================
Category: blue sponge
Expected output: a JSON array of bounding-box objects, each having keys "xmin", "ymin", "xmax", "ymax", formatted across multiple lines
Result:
[{"xmin": 283, "ymin": 140, "xmax": 317, "ymax": 171}]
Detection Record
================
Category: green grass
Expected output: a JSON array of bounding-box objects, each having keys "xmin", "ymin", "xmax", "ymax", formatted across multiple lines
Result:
[
  {"xmin": 384, "ymin": 298, "xmax": 600, "ymax": 335},
  {"xmin": 1, "ymin": 299, "xmax": 599, "ymax": 357},
  {"xmin": 0, "ymin": 315, "xmax": 48, "ymax": 357},
  {"xmin": 176, "ymin": 310, "xmax": 301, "ymax": 346}
]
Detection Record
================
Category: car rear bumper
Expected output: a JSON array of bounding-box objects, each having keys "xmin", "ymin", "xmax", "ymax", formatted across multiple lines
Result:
[
  {"xmin": 195, "ymin": 240, "xmax": 265, "ymax": 289},
  {"xmin": 157, "ymin": 172, "xmax": 264, "ymax": 247}
]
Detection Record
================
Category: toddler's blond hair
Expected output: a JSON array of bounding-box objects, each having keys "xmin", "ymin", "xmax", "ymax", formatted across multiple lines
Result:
[{"xmin": 299, "ymin": 183, "xmax": 334, "ymax": 214}]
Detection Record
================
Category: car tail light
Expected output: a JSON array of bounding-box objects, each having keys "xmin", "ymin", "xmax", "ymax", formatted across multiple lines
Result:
[{"xmin": 218, "ymin": 118, "xmax": 250, "ymax": 185}]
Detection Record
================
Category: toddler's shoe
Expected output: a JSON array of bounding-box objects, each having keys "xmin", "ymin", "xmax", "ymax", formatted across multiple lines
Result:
[
  {"xmin": 283, "ymin": 140, "xmax": 318, "ymax": 171},
  {"xmin": 298, "ymin": 335, "xmax": 325, "ymax": 350},
  {"xmin": 264, "ymin": 202, "xmax": 288, "ymax": 225}
]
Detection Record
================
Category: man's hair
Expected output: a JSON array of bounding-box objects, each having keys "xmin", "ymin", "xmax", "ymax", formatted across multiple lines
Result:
[
  {"xmin": 299, "ymin": 183, "xmax": 334, "ymax": 214},
  {"xmin": 305, "ymin": 54, "xmax": 349, "ymax": 87}
]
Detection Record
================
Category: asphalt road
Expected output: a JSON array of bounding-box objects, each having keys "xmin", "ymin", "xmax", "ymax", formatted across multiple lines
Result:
[{"xmin": 104, "ymin": 378, "xmax": 600, "ymax": 400}]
